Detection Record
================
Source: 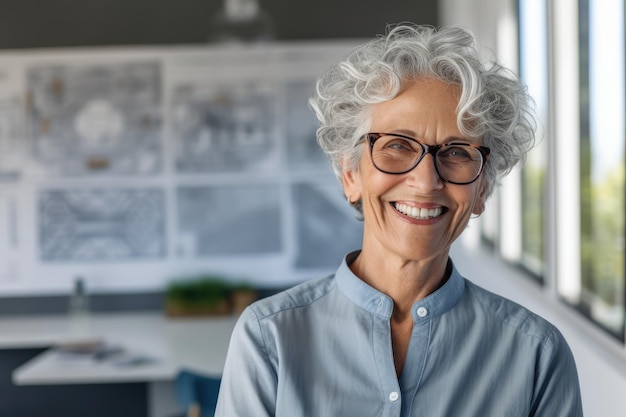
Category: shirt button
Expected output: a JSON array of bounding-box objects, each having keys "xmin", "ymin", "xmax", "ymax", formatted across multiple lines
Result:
[
  {"xmin": 417, "ymin": 307, "xmax": 428, "ymax": 317},
  {"xmin": 389, "ymin": 391, "xmax": 399, "ymax": 402}
]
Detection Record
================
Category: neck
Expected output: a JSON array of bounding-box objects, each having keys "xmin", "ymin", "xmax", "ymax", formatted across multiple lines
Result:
[{"xmin": 349, "ymin": 247, "xmax": 451, "ymax": 316}]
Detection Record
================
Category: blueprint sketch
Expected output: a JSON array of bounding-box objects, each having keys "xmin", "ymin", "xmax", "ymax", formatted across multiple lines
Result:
[
  {"xmin": 176, "ymin": 184, "xmax": 281, "ymax": 256},
  {"xmin": 284, "ymin": 81, "xmax": 327, "ymax": 172},
  {"xmin": 0, "ymin": 97, "xmax": 24, "ymax": 180},
  {"xmin": 0, "ymin": 40, "xmax": 364, "ymax": 292},
  {"xmin": 39, "ymin": 188, "xmax": 166, "ymax": 261},
  {"xmin": 171, "ymin": 81, "xmax": 278, "ymax": 174},
  {"xmin": 26, "ymin": 61, "xmax": 162, "ymax": 176},
  {"xmin": 291, "ymin": 182, "xmax": 363, "ymax": 268}
]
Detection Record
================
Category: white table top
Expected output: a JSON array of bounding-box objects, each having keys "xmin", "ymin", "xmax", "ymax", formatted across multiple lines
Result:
[{"xmin": 2, "ymin": 312, "xmax": 238, "ymax": 385}]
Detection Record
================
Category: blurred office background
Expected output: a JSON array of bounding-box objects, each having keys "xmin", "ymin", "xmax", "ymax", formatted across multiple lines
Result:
[{"xmin": 0, "ymin": 0, "xmax": 624, "ymax": 416}]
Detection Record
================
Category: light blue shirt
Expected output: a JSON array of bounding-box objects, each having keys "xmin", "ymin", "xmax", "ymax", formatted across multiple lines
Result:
[{"xmin": 215, "ymin": 251, "xmax": 583, "ymax": 416}]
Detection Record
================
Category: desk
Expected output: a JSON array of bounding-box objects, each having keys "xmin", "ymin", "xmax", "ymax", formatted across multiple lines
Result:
[{"xmin": 1, "ymin": 312, "xmax": 237, "ymax": 416}]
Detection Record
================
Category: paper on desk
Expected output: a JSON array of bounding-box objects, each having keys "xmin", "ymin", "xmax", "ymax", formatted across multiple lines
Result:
[
  {"xmin": 54, "ymin": 339, "xmax": 160, "ymax": 368},
  {"xmin": 55, "ymin": 339, "xmax": 126, "ymax": 362}
]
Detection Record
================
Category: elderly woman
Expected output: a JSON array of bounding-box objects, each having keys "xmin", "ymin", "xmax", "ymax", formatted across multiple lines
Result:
[{"xmin": 215, "ymin": 24, "xmax": 583, "ymax": 416}]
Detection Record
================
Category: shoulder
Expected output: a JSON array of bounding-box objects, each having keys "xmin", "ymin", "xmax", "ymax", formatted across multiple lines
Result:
[
  {"xmin": 246, "ymin": 273, "xmax": 337, "ymax": 320},
  {"xmin": 460, "ymin": 282, "xmax": 582, "ymax": 415},
  {"xmin": 229, "ymin": 274, "xmax": 339, "ymax": 358},
  {"xmin": 462, "ymin": 279, "xmax": 559, "ymax": 343}
]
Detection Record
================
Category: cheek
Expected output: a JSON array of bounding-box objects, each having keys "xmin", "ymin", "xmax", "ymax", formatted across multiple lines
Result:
[
  {"xmin": 361, "ymin": 170, "xmax": 402, "ymax": 202},
  {"xmin": 470, "ymin": 181, "xmax": 488, "ymax": 215},
  {"xmin": 345, "ymin": 158, "xmax": 386, "ymax": 200}
]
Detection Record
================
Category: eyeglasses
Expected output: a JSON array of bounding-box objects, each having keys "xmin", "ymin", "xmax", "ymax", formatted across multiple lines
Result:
[{"xmin": 362, "ymin": 133, "xmax": 490, "ymax": 185}]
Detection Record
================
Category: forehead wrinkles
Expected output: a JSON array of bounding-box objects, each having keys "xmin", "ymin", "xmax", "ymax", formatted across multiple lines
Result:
[{"xmin": 370, "ymin": 79, "xmax": 464, "ymax": 143}]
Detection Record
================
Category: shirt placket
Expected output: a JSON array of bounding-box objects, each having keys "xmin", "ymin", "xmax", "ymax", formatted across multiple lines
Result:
[
  {"xmin": 372, "ymin": 305, "xmax": 402, "ymax": 417},
  {"xmin": 399, "ymin": 312, "xmax": 432, "ymax": 417}
]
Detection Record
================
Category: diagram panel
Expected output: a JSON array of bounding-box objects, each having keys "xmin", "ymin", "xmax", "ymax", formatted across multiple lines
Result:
[
  {"xmin": 284, "ymin": 80, "xmax": 327, "ymax": 172},
  {"xmin": 0, "ymin": 41, "xmax": 363, "ymax": 293},
  {"xmin": 291, "ymin": 182, "xmax": 363, "ymax": 269},
  {"xmin": 176, "ymin": 184, "xmax": 282, "ymax": 256},
  {"xmin": 171, "ymin": 81, "xmax": 278, "ymax": 174},
  {"xmin": 0, "ymin": 97, "xmax": 25, "ymax": 181},
  {"xmin": 26, "ymin": 61, "xmax": 162, "ymax": 176},
  {"xmin": 39, "ymin": 188, "xmax": 166, "ymax": 261}
]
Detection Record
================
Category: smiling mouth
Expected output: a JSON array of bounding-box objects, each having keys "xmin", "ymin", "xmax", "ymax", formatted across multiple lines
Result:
[{"xmin": 393, "ymin": 202, "xmax": 445, "ymax": 220}]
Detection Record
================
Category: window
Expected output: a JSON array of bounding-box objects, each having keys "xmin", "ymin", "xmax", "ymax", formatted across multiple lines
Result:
[
  {"xmin": 518, "ymin": 0, "xmax": 549, "ymax": 280},
  {"xmin": 568, "ymin": 0, "xmax": 625, "ymax": 340},
  {"xmin": 513, "ymin": 0, "xmax": 626, "ymax": 343},
  {"xmin": 516, "ymin": 0, "xmax": 626, "ymax": 342}
]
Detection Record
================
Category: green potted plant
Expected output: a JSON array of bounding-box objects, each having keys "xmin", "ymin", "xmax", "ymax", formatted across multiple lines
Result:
[{"xmin": 166, "ymin": 276, "xmax": 232, "ymax": 317}]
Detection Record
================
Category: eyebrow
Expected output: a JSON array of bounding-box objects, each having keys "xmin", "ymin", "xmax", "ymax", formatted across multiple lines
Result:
[{"xmin": 387, "ymin": 130, "xmax": 477, "ymax": 145}]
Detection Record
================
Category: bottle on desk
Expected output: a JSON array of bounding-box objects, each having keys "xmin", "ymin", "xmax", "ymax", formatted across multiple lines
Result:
[{"xmin": 69, "ymin": 277, "xmax": 91, "ymax": 334}]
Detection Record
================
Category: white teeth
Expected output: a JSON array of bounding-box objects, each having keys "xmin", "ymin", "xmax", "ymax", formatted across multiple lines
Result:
[{"xmin": 394, "ymin": 203, "xmax": 442, "ymax": 219}]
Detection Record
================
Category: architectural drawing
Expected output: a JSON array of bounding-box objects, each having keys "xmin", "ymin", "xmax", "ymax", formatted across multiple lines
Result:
[
  {"xmin": 171, "ymin": 81, "xmax": 278, "ymax": 174},
  {"xmin": 284, "ymin": 81, "xmax": 328, "ymax": 171},
  {"xmin": 0, "ymin": 41, "xmax": 362, "ymax": 292},
  {"xmin": 39, "ymin": 188, "xmax": 166, "ymax": 261},
  {"xmin": 0, "ymin": 97, "xmax": 25, "ymax": 180},
  {"xmin": 291, "ymin": 182, "xmax": 363, "ymax": 268},
  {"xmin": 26, "ymin": 61, "xmax": 162, "ymax": 176},
  {"xmin": 176, "ymin": 184, "xmax": 281, "ymax": 256}
]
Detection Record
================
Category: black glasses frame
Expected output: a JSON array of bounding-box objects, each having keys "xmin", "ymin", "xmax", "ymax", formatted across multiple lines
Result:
[{"xmin": 363, "ymin": 132, "xmax": 491, "ymax": 185}]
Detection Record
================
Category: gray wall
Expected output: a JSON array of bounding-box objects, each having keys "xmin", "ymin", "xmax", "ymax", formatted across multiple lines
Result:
[{"xmin": 0, "ymin": 0, "xmax": 438, "ymax": 48}]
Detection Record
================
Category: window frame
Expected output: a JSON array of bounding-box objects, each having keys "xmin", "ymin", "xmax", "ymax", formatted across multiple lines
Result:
[{"xmin": 505, "ymin": 0, "xmax": 626, "ymax": 346}]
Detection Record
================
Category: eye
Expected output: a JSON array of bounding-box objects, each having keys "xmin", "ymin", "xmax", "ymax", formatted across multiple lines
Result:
[
  {"xmin": 381, "ymin": 137, "xmax": 420, "ymax": 152},
  {"xmin": 438, "ymin": 145, "xmax": 476, "ymax": 161},
  {"xmin": 437, "ymin": 144, "xmax": 482, "ymax": 166}
]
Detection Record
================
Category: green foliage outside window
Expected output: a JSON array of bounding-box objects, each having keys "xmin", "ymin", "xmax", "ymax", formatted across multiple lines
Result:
[
  {"xmin": 521, "ymin": 157, "xmax": 546, "ymax": 277},
  {"xmin": 580, "ymin": 158, "xmax": 625, "ymax": 336}
]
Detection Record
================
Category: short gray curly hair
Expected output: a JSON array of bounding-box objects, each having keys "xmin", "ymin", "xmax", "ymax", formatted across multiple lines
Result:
[{"xmin": 309, "ymin": 23, "xmax": 536, "ymax": 205}]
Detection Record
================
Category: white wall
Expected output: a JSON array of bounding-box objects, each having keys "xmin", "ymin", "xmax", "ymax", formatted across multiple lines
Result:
[{"xmin": 440, "ymin": 0, "xmax": 626, "ymax": 415}]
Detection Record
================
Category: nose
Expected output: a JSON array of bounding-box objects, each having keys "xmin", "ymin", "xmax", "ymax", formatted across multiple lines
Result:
[{"xmin": 405, "ymin": 153, "xmax": 444, "ymax": 192}]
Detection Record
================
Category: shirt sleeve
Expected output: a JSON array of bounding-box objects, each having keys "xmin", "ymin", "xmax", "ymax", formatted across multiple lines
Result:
[
  {"xmin": 215, "ymin": 307, "xmax": 277, "ymax": 417},
  {"xmin": 530, "ymin": 327, "xmax": 584, "ymax": 417}
]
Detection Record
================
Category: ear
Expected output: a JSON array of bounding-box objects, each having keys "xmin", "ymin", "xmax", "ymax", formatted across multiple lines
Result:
[
  {"xmin": 341, "ymin": 159, "xmax": 362, "ymax": 204},
  {"xmin": 471, "ymin": 179, "xmax": 489, "ymax": 216}
]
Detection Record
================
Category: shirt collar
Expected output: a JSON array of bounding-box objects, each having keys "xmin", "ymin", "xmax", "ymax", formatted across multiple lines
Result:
[{"xmin": 336, "ymin": 250, "xmax": 465, "ymax": 320}]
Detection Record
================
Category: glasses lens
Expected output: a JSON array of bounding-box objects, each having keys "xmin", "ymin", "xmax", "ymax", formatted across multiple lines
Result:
[
  {"xmin": 370, "ymin": 135, "xmax": 485, "ymax": 183},
  {"xmin": 371, "ymin": 135, "xmax": 424, "ymax": 173},
  {"xmin": 435, "ymin": 144, "xmax": 484, "ymax": 183}
]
